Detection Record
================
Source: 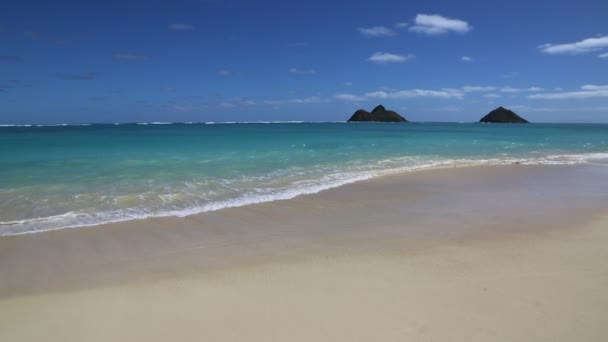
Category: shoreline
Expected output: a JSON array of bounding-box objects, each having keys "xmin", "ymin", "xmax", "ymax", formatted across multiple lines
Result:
[
  {"xmin": 1, "ymin": 163, "xmax": 607, "ymax": 298},
  {"xmin": 3, "ymin": 152, "xmax": 608, "ymax": 237}
]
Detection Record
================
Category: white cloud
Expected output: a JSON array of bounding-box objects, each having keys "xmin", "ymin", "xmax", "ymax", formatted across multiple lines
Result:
[
  {"xmin": 528, "ymin": 85, "xmax": 608, "ymax": 99},
  {"xmin": 334, "ymin": 94, "xmax": 366, "ymax": 101},
  {"xmin": 113, "ymin": 53, "xmax": 147, "ymax": 60},
  {"xmin": 500, "ymin": 86, "xmax": 544, "ymax": 93},
  {"xmin": 394, "ymin": 22, "xmax": 409, "ymax": 28},
  {"xmin": 343, "ymin": 82, "xmax": 353, "ymax": 86},
  {"xmin": 483, "ymin": 93, "xmax": 503, "ymax": 99},
  {"xmin": 365, "ymin": 89, "xmax": 463, "ymax": 99},
  {"xmin": 168, "ymin": 24, "xmax": 194, "ymax": 31},
  {"xmin": 539, "ymin": 35, "xmax": 608, "ymax": 54},
  {"xmin": 358, "ymin": 26, "xmax": 396, "ymax": 37},
  {"xmin": 460, "ymin": 56, "xmax": 473, "ymax": 62},
  {"xmin": 288, "ymin": 68, "xmax": 316, "ymax": 74},
  {"xmin": 263, "ymin": 96, "xmax": 328, "ymax": 105},
  {"xmin": 409, "ymin": 14, "xmax": 472, "ymax": 35},
  {"xmin": 459, "ymin": 86, "xmax": 495, "ymax": 92},
  {"xmin": 367, "ymin": 52, "xmax": 415, "ymax": 64},
  {"xmin": 599, "ymin": 52, "xmax": 608, "ymax": 58},
  {"xmin": 581, "ymin": 85, "xmax": 608, "ymax": 90}
]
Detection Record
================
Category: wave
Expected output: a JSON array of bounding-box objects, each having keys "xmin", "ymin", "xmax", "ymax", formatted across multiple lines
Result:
[
  {"xmin": 1, "ymin": 151, "xmax": 607, "ymax": 236},
  {"xmin": 35, "ymin": 123, "xmax": 92, "ymax": 127}
]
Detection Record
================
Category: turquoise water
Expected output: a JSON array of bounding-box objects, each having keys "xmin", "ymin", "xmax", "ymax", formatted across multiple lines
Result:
[{"xmin": 1, "ymin": 122, "xmax": 607, "ymax": 235}]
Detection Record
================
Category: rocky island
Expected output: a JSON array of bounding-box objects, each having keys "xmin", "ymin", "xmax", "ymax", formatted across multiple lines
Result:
[
  {"xmin": 479, "ymin": 107, "xmax": 529, "ymax": 123},
  {"xmin": 347, "ymin": 105, "xmax": 408, "ymax": 122}
]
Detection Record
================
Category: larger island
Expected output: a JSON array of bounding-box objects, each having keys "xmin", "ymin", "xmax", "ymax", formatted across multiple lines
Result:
[{"xmin": 347, "ymin": 105, "xmax": 408, "ymax": 122}]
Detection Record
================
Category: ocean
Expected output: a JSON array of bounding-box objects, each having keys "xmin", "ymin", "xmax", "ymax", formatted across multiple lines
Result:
[{"xmin": 1, "ymin": 122, "xmax": 607, "ymax": 235}]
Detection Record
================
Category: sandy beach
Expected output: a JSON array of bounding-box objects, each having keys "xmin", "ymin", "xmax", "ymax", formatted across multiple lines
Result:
[{"xmin": 1, "ymin": 164, "xmax": 608, "ymax": 341}]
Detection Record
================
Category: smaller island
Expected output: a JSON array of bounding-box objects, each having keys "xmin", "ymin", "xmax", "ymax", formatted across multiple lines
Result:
[
  {"xmin": 347, "ymin": 105, "xmax": 408, "ymax": 122},
  {"xmin": 479, "ymin": 107, "xmax": 529, "ymax": 123}
]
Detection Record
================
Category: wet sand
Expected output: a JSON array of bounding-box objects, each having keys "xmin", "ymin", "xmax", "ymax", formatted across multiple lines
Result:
[{"xmin": 1, "ymin": 164, "xmax": 607, "ymax": 341}]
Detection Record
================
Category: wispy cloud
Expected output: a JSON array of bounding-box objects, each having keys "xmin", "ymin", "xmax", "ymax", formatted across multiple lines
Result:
[
  {"xmin": 343, "ymin": 82, "xmax": 353, "ymax": 86},
  {"xmin": 0, "ymin": 82, "xmax": 17, "ymax": 92},
  {"xmin": 442, "ymin": 86, "xmax": 496, "ymax": 93},
  {"xmin": 173, "ymin": 97, "xmax": 256, "ymax": 111},
  {"xmin": 394, "ymin": 22, "xmax": 409, "ymax": 28},
  {"xmin": 483, "ymin": 93, "xmax": 503, "ymax": 99},
  {"xmin": 358, "ymin": 26, "xmax": 396, "ymax": 37},
  {"xmin": 218, "ymin": 70, "xmax": 233, "ymax": 76},
  {"xmin": 501, "ymin": 72, "xmax": 520, "ymax": 79},
  {"xmin": 333, "ymin": 94, "xmax": 366, "ymax": 101},
  {"xmin": 500, "ymin": 86, "xmax": 544, "ymax": 93},
  {"xmin": 539, "ymin": 35, "xmax": 608, "ymax": 54},
  {"xmin": 460, "ymin": 56, "xmax": 473, "ymax": 62},
  {"xmin": 528, "ymin": 85, "xmax": 608, "ymax": 99},
  {"xmin": 161, "ymin": 87, "xmax": 176, "ymax": 93},
  {"xmin": 168, "ymin": 24, "xmax": 194, "ymax": 31},
  {"xmin": 461, "ymin": 86, "xmax": 495, "ymax": 92},
  {"xmin": 581, "ymin": 85, "xmax": 608, "ymax": 90},
  {"xmin": 367, "ymin": 52, "xmax": 415, "ymax": 64},
  {"xmin": 264, "ymin": 96, "xmax": 328, "ymax": 105},
  {"xmin": 333, "ymin": 85, "xmax": 499, "ymax": 102},
  {"xmin": 217, "ymin": 102, "xmax": 236, "ymax": 108},
  {"xmin": 112, "ymin": 53, "xmax": 148, "ymax": 60},
  {"xmin": 0, "ymin": 79, "xmax": 32, "ymax": 92},
  {"xmin": 409, "ymin": 14, "xmax": 472, "ymax": 35},
  {"xmin": 0, "ymin": 55, "xmax": 20, "ymax": 62},
  {"xmin": 56, "ymin": 72, "xmax": 96, "ymax": 81},
  {"xmin": 599, "ymin": 52, "xmax": 608, "ymax": 59},
  {"xmin": 288, "ymin": 68, "xmax": 316, "ymax": 74},
  {"xmin": 365, "ymin": 89, "xmax": 464, "ymax": 100}
]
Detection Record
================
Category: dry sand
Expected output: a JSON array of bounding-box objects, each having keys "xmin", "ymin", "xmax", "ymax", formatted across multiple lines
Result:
[{"xmin": 1, "ymin": 165, "xmax": 607, "ymax": 341}]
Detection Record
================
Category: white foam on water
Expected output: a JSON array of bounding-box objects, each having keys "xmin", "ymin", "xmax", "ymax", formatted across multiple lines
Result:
[{"xmin": 2, "ymin": 152, "xmax": 607, "ymax": 236}]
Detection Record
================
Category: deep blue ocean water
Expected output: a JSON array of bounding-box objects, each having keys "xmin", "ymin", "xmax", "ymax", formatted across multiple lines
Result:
[{"xmin": 1, "ymin": 122, "xmax": 607, "ymax": 235}]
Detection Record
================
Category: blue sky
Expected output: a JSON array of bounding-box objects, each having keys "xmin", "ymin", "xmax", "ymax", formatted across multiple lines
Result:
[{"xmin": 1, "ymin": 0, "xmax": 607, "ymax": 124}]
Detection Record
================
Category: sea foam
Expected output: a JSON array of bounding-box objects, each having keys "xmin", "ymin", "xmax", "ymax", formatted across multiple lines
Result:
[{"xmin": 1, "ymin": 152, "xmax": 606, "ymax": 236}]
